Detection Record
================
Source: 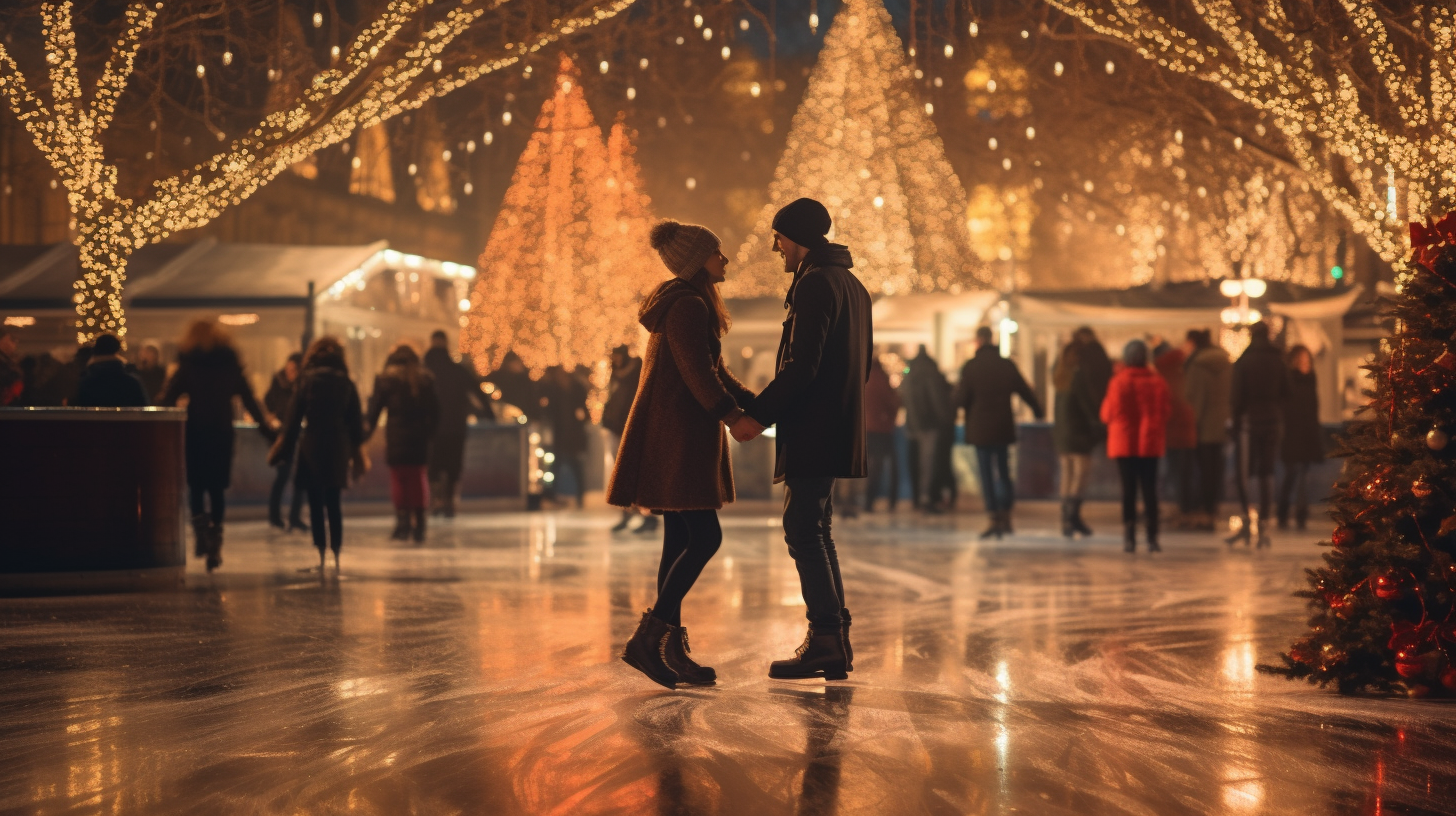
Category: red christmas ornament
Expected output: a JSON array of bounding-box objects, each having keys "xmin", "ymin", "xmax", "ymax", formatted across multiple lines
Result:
[
  {"xmin": 1374, "ymin": 574, "xmax": 1404, "ymax": 600},
  {"xmin": 1409, "ymin": 212, "xmax": 1456, "ymax": 290},
  {"xmin": 1441, "ymin": 667, "xmax": 1456, "ymax": 692},
  {"xmin": 1413, "ymin": 477, "xmax": 1434, "ymax": 498},
  {"xmin": 1395, "ymin": 650, "xmax": 1439, "ymax": 679},
  {"xmin": 1331, "ymin": 526, "xmax": 1357, "ymax": 548}
]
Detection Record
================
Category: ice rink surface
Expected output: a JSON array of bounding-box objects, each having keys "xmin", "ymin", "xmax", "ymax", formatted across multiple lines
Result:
[{"xmin": 2, "ymin": 502, "xmax": 1453, "ymax": 815}]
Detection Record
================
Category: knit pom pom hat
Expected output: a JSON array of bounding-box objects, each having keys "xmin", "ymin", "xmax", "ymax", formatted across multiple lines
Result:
[{"xmin": 649, "ymin": 220, "xmax": 721, "ymax": 280}]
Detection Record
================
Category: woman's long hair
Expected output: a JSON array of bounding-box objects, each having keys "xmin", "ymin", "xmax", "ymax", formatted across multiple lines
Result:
[
  {"xmin": 385, "ymin": 344, "xmax": 424, "ymax": 394},
  {"xmin": 178, "ymin": 319, "xmax": 235, "ymax": 355},
  {"xmin": 303, "ymin": 336, "xmax": 347, "ymax": 374},
  {"xmin": 1287, "ymin": 343, "xmax": 1312, "ymax": 372},
  {"xmin": 686, "ymin": 268, "xmax": 732, "ymax": 338}
]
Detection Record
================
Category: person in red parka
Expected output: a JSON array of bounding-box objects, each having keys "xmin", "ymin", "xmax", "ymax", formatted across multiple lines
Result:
[{"xmin": 1101, "ymin": 339, "xmax": 1171, "ymax": 553}]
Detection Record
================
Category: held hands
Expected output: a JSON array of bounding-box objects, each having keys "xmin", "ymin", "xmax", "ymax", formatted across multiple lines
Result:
[{"xmin": 729, "ymin": 415, "xmax": 766, "ymax": 442}]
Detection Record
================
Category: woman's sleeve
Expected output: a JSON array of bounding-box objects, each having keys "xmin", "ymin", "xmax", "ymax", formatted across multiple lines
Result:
[
  {"xmin": 277, "ymin": 380, "xmax": 307, "ymax": 461},
  {"xmin": 663, "ymin": 297, "xmax": 743, "ymax": 423},
  {"xmin": 363, "ymin": 377, "xmax": 386, "ymax": 435},
  {"xmin": 347, "ymin": 384, "xmax": 366, "ymax": 447},
  {"xmin": 716, "ymin": 358, "xmax": 755, "ymax": 413},
  {"xmin": 158, "ymin": 364, "xmax": 185, "ymax": 407}
]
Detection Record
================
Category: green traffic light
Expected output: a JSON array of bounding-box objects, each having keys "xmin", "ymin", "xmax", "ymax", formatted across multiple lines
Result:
[{"xmin": 1331, "ymin": 265, "xmax": 1344, "ymax": 280}]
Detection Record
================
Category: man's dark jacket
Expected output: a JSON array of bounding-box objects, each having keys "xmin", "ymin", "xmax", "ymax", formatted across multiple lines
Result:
[
  {"xmin": 746, "ymin": 244, "xmax": 873, "ymax": 482},
  {"xmin": 73, "ymin": 358, "xmax": 149, "ymax": 407},
  {"xmin": 953, "ymin": 345, "xmax": 1043, "ymax": 447},
  {"xmin": 1231, "ymin": 335, "xmax": 1289, "ymax": 429}
]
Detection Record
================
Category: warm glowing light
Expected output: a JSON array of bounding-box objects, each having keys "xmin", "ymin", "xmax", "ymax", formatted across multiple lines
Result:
[
  {"xmin": 218, "ymin": 313, "xmax": 260, "ymax": 326},
  {"xmin": 1219, "ymin": 279, "xmax": 1244, "ymax": 298},
  {"xmin": 3, "ymin": 316, "xmax": 36, "ymax": 327}
]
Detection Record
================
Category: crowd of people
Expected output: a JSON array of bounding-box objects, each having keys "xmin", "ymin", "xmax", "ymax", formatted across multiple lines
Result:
[{"xmin": 861, "ymin": 320, "xmax": 1323, "ymax": 552}]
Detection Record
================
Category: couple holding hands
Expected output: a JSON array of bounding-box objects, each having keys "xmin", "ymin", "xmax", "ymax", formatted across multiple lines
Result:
[{"xmin": 607, "ymin": 197, "xmax": 873, "ymax": 689}]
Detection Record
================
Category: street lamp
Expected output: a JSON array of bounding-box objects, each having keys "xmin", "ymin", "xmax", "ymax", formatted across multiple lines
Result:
[{"xmin": 1219, "ymin": 277, "xmax": 1266, "ymax": 328}]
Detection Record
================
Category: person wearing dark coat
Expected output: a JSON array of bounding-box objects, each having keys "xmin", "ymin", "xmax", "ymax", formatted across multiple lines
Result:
[
  {"xmin": 539, "ymin": 365, "xmax": 590, "ymax": 509},
  {"xmin": 1051, "ymin": 329, "xmax": 1108, "ymax": 538},
  {"xmin": 72, "ymin": 334, "xmax": 149, "ymax": 407},
  {"xmin": 263, "ymin": 353, "xmax": 307, "ymax": 532},
  {"xmin": 1277, "ymin": 344, "xmax": 1323, "ymax": 530},
  {"xmin": 732, "ymin": 198, "xmax": 873, "ymax": 683},
  {"xmin": 1184, "ymin": 329, "xmax": 1232, "ymax": 531},
  {"xmin": 609, "ymin": 220, "xmax": 754, "ymax": 689},
  {"xmin": 1229, "ymin": 321, "xmax": 1289, "ymax": 547},
  {"xmin": 1101, "ymin": 340, "xmax": 1171, "ymax": 553},
  {"xmin": 1153, "ymin": 339, "xmax": 1199, "ymax": 528},
  {"xmin": 863, "ymin": 357, "xmax": 902, "ymax": 512},
  {"xmin": 424, "ymin": 330, "xmax": 487, "ymax": 519},
  {"xmin": 160, "ymin": 320, "xmax": 272, "ymax": 571},
  {"xmin": 602, "ymin": 344, "xmax": 653, "ymax": 533},
  {"xmin": 953, "ymin": 326, "xmax": 1045, "ymax": 539},
  {"xmin": 270, "ymin": 337, "xmax": 366, "ymax": 571},
  {"xmin": 899, "ymin": 345, "xmax": 951, "ymax": 510},
  {"xmin": 131, "ymin": 344, "xmax": 166, "ymax": 402},
  {"xmin": 366, "ymin": 344, "xmax": 440, "ymax": 541},
  {"xmin": 485, "ymin": 351, "xmax": 538, "ymax": 422}
]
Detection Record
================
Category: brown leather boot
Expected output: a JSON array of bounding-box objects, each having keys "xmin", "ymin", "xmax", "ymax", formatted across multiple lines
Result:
[
  {"xmin": 622, "ymin": 610, "xmax": 679, "ymax": 689},
  {"xmin": 664, "ymin": 626, "xmax": 715, "ymax": 685},
  {"xmin": 768, "ymin": 625, "xmax": 849, "ymax": 680}
]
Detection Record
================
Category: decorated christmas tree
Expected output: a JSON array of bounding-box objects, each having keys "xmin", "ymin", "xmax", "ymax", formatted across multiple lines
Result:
[
  {"xmin": 1262, "ymin": 214, "xmax": 1456, "ymax": 696},
  {"xmin": 462, "ymin": 55, "xmax": 658, "ymax": 376},
  {"xmin": 724, "ymin": 0, "xmax": 985, "ymax": 298}
]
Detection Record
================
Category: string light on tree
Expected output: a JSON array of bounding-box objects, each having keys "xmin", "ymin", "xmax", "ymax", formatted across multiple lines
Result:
[
  {"xmin": 726, "ymin": 0, "xmax": 985, "ymax": 297},
  {"xmin": 0, "ymin": 0, "xmax": 640, "ymax": 342}
]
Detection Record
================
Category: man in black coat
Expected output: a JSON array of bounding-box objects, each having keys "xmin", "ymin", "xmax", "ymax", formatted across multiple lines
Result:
[
  {"xmin": 952, "ymin": 326, "xmax": 1044, "ymax": 539},
  {"xmin": 424, "ymin": 330, "xmax": 489, "ymax": 518},
  {"xmin": 72, "ymin": 334, "xmax": 149, "ymax": 407},
  {"xmin": 732, "ymin": 197, "xmax": 872, "ymax": 681},
  {"xmin": 263, "ymin": 353, "xmax": 307, "ymax": 531},
  {"xmin": 1229, "ymin": 321, "xmax": 1288, "ymax": 547}
]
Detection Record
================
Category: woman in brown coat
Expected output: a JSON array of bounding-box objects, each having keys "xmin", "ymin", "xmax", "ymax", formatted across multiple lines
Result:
[{"xmin": 609, "ymin": 220, "xmax": 754, "ymax": 689}]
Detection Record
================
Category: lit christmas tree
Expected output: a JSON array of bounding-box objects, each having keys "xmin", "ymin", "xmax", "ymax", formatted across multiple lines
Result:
[
  {"xmin": 1262, "ymin": 214, "xmax": 1456, "ymax": 696},
  {"xmin": 462, "ymin": 55, "xmax": 659, "ymax": 377},
  {"xmin": 725, "ymin": 0, "xmax": 985, "ymax": 298}
]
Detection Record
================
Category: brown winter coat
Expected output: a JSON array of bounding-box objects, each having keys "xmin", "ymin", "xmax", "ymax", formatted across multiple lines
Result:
[{"xmin": 607, "ymin": 279, "xmax": 755, "ymax": 511}]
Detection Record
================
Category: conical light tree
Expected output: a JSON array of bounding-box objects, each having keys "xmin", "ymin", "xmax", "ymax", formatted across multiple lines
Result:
[
  {"xmin": 462, "ymin": 56, "xmax": 659, "ymax": 377},
  {"xmin": 725, "ymin": 0, "xmax": 985, "ymax": 298}
]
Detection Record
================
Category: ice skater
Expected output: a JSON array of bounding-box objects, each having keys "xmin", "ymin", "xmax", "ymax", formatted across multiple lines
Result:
[
  {"xmin": 729, "ymin": 198, "xmax": 873, "ymax": 681},
  {"xmin": 610, "ymin": 219, "xmax": 755, "ymax": 689}
]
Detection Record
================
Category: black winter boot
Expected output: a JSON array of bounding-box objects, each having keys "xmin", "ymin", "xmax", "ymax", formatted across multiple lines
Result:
[
  {"xmin": 663, "ymin": 626, "xmax": 715, "ymax": 685},
  {"xmin": 622, "ymin": 610, "xmax": 679, "ymax": 689},
  {"xmin": 191, "ymin": 514, "xmax": 210, "ymax": 558},
  {"xmin": 841, "ymin": 608, "xmax": 854, "ymax": 672},
  {"xmin": 999, "ymin": 509, "xmax": 1014, "ymax": 536},
  {"xmin": 1071, "ymin": 499, "xmax": 1093, "ymax": 536},
  {"xmin": 611, "ymin": 509, "xmax": 634, "ymax": 533},
  {"xmin": 768, "ymin": 625, "xmax": 849, "ymax": 680},
  {"xmin": 412, "ymin": 509, "xmax": 426, "ymax": 543},
  {"xmin": 1124, "ymin": 522, "xmax": 1137, "ymax": 553},
  {"xmin": 979, "ymin": 513, "xmax": 1002, "ymax": 540},
  {"xmin": 1060, "ymin": 500, "xmax": 1075, "ymax": 538},
  {"xmin": 390, "ymin": 511, "xmax": 410, "ymax": 541},
  {"xmin": 206, "ymin": 523, "xmax": 223, "ymax": 572}
]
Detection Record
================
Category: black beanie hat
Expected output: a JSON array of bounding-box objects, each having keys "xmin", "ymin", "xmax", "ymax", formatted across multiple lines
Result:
[
  {"xmin": 92, "ymin": 333, "xmax": 122, "ymax": 356},
  {"xmin": 772, "ymin": 198, "xmax": 832, "ymax": 248}
]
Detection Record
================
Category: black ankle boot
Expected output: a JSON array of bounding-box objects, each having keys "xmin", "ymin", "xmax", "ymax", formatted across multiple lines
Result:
[
  {"xmin": 1124, "ymin": 522, "xmax": 1137, "ymax": 553},
  {"xmin": 841, "ymin": 608, "xmax": 854, "ymax": 672},
  {"xmin": 979, "ymin": 514, "xmax": 1001, "ymax": 540},
  {"xmin": 206, "ymin": 523, "xmax": 223, "ymax": 572},
  {"xmin": 412, "ymin": 509, "xmax": 426, "ymax": 542},
  {"xmin": 390, "ymin": 511, "xmax": 410, "ymax": 541},
  {"xmin": 1060, "ymin": 500, "xmax": 1075, "ymax": 538},
  {"xmin": 611, "ymin": 510, "xmax": 633, "ymax": 533},
  {"xmin": 622, "ymin": 610, "xmax": 679, "ymax": 689},
  {"xmin": 664, "ymin": 626, "xmax": 715, "ymax": 685},
  {"xmin": 1071, "ymin": 499, "xmax": 1093, "ymax": 536},
  {"xmin": 769, "ymin": 625, "xmax": 849, "ymax": 680},
  {"xmin": 191, "ymin": 514, "xmax": 210, "ymax": 558},
  {"xmin": 999, "ymin": 510, "xmax": 1014, "ymax": 536}
]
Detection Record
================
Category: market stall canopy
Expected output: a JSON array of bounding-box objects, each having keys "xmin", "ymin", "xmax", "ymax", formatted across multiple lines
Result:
[
  {"xmin": 1014, "ymin": 281, "xmax": 1361, "ymax": 328},
  {"xmin": 0, "ymin": 240, "xmax": 406, "ymax": 312}
]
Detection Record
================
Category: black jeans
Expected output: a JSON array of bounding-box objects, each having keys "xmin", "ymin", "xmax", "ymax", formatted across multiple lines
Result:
[
  {"xmin": 1117, "ymin": 457, "xmax": 1160, "ymax": 539},
  {"xmin": 188, "ymin": 483, "xmax": 225, "ymax": 525},
  {"xmin": 298, "ymin": 463, "xmax": 343, "ymax": 554},
  {"xmin": 865, "ymin": 431, "xmax": 898, "ymax": 510},
  {"xmin": 783, "ymin": 477, "xmax": 845, "ymax": 630},
  {"xmin": 1233, "ymin": 424, "xmax": 1280, "ymax": 525},
  {"xmin": 1277, "ymin": 461, "xmax": 1312, "ymax": 527},
  {"xmin": 1165, "ymin": 448, "xmax": 1197, "ymax": 514},
  {"xmin": 652, "ymin": 510, "xmax": 722, "ymax": 627},
  {"xmin": 268, "ymin": 460, "xmax": 307, "ymax": 525},
  {"xmin": 1194, "ymin": 442, "xmax": 1225, "ymax": 517},
  {"xmin": 974, "ymin": 445, "xmax": 1013, "ymax": 513}
]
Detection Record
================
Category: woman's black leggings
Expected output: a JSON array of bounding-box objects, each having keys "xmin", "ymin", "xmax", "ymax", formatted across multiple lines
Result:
[
  {"xmin": 308, "ymin": 484, "xmax": 344, "ymax": 554},
  {"xmin": 1117, "ymin": 457, "xmax": 1160, "ymax": 539},
  {"xmin": 652, "ymin": 510, "xmax": 722, "ymax": 627},
  {"xmin": 188, "ymin": 483, "xmax": 225, "ymax": 525}
]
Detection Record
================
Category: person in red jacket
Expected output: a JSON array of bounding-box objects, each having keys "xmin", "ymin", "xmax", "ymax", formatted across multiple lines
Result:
[{"xmin": 1101, "ymin": 340, "xmax": 1171, "ymax": 553}]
